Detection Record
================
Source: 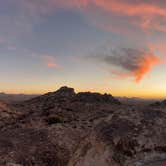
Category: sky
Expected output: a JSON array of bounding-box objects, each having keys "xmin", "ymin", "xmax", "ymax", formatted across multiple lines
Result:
[{"xmin": 1, "ymin": 0, "xmax": 166, "ymax": 98}]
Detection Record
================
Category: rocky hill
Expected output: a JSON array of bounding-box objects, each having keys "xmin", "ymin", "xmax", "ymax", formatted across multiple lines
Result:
[
  {"xmin": 150, "ymin": 100, "xmax": 166, "ymax": 107},
  {"xmin": 0, "ymin": 87, "xmax": 166, "ymax": 166}
]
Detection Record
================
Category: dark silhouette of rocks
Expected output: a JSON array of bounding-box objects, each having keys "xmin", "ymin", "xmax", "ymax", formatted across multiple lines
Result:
[
  {"xmin": 73, "ymin": 92, "xmax": 121, "ymax": 104},
  {"xmin": 0, "ymin": 87, "xmax": 166, "ymax": 166},
  {"xmin": 53, "ymin": 86, "xmax": 75, "ymax": 97},
  {"xmin": 150, "ymin": 99, "xmax": 166, "ymax": 107},
  {"xmin": 27, "ymin": 86, "xmax": 120, "ymax": 105}
]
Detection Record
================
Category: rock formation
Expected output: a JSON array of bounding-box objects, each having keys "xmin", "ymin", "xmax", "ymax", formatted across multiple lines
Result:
[
  {"xmin": 0, "ymin": 87, "xmax": 166, "ymax": 166},
  {"xmin": 150, "ymin": 100, "xmax": 166, "ymax": 107}
]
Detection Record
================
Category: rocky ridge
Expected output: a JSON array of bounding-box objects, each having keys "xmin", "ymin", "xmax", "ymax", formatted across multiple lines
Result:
[
  {"xmin": 0, "ymin": 87, "xmax": 166, "ymax": 166},
  {"xmin": 150, "ymin": 100, "xmax": 166, "ymax": 107}
]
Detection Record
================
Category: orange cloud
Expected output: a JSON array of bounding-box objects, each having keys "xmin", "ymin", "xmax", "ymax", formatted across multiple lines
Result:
[
  {"xmin": 134, "ymin": 53, "xmax": 161, "ymax": 82},
  {"xmin": 43, "ymin": 0, "xmax": 166, "ymax": 16},
  {"xmin": 21, "ymin": 0, "xmax": 166, "ymax": 32},
  {"xmin": 32, "ymin": 54, "xmax": 62, "ymax": 69},
  {"xmin": 91, "ymin": 0, "xmax": 166, "ymax": 32},
  {"xmin": 92, "ymin": 0, "xmax": 166, "ymax": 17},
  {"xmin": 63, "ymin": 0, "xmax": 166, "ymax": 31},
  {"xmin": 42, "ymin": 55, "xmax": 62, "ymax": 69},
  {"xmin": 109, "ymin": 54, "xmax": 161, "ymax": 82},
  {"xmin": 42, "ymin": 0, "xmax": 166, "ymax": 18},
  {"xmin": 96, "ymin": 48, "xmax": 162, "ymax": 82}
]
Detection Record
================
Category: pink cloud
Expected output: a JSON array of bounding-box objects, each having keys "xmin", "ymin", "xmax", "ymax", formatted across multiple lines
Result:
[
  {"xmin": 90, "ymin": 0, "xmax": 166, "ymax": 32},
  {"xmin": 20, "ymin": 0, "xmax": 166, "ymax": 32},
  {"xmin": 17, "ymin": 0, "xmax": 166, "ymax": 83},
  {"xmin": 92, "ymin": 0, "xmax": 166, "ymax": 17},
  {"xmin": 109, "ymin": 53, "xmax": 161, "ymax": 82},
  {"xmin": 134, "ymin": 53, "xmax": 161, "ymax": 82},
  {"xmin": 149, "ymin": 43, "xmax": 166, "ymax": 54},
  {"xmin": 97, "ymin": 47, "xmax": 162, "ymax": 82},
  {"xmin": 32, "ymin": 54, "xmax": 62, "ymax": 69}
]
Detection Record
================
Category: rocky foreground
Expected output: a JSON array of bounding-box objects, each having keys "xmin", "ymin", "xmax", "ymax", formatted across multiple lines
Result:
[{"xmin": 0, "ymin": 87, "xmax": 166, "ymax": 166}]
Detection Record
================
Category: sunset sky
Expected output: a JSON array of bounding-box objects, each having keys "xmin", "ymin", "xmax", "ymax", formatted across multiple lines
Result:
[{"xmin": 1, "ymin": 0, "xmax": 166, "ymax": 98}]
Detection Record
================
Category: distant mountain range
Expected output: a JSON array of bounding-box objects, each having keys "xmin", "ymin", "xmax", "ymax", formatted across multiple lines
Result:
[
  {"xmin": 0, "ymin": 91, "xmax": 162, "ymax": 104},
  {"xmin": 0, "ymin": 92, "xmax": 38, "ymax": 102},
  {"xmin": 116, "ymin": 96, "xmax": 159, "ymax": 106}
]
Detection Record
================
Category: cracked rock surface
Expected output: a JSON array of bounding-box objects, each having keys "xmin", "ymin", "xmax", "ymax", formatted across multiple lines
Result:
[{"xmin": 0, "ymin": 87, "xmax": 166, "ymax": 166}]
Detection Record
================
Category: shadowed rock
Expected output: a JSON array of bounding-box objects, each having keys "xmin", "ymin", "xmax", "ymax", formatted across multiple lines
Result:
[
  {"xmin": 150, "ymin": 100, "xmax": 166, "ymax": 107},
  {"xmin": 73, "ymin": 92, "xmax": 121, "ymax": 104},
  {"xmin": 0, "ymin": 87, "xmax": 166, "ymax": 166}
]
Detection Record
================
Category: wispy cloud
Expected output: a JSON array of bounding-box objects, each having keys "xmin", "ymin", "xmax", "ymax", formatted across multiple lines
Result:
[
  {"xmin": 32, "ymin": 54, "xmax": 62, "ymax": 69},
  {"xmin": 88, "ymin": 0, "xmax": 166, "ymax": 32},
  {"xmin": 93, "ymin": 47, "xmax": 162, "ymax": 82},
  {"xmin": 149, "ymin": 43, "xmax": 166, "ymax": 55},
  {"xmin": 94, "ymin": 0, "xmax": 166, "ymax": 17},
  {"xmin": 18, "ymin": 0, "xmax": 166, "ymax": 32},
  {"xmin": 2, "ymin": 0, "xmax": 166, "ymax": 50}
]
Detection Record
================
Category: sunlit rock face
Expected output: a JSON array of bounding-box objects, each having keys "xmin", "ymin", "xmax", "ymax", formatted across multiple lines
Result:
[
  {"xmin": 0, "ymin": 87, "xmax": 166, "ymax": 166},
  {"xmin": 69, "ymin": 109, "xmax": 166, "ymax": 166}
]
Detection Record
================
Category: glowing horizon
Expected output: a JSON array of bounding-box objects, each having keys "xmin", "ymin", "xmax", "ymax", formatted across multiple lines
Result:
[
  {"xmin": 1, "ymin": 0, "xmax": 166, "ymax": 98},
  {"xmin": 2, "ymin": 84, "xmax": 166, "ymax": 99}
]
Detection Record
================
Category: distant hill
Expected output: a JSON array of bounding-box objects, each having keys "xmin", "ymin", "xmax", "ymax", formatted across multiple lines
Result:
[
  {"xmin": 0, "ymin": 93, "xmax": 39, "ymax": 102},
  {"xmin": 117, "ymin": 96, "xmax": 158, "ymax": 106},
  {"xmin": 26, "ymin": 86, "xmax": 121, "ymax": 106}
]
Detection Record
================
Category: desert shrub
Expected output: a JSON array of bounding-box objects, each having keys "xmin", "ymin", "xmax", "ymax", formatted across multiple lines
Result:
[{"xmin": 46, "ymin": 115, "xmax": 64, "ymax": 125}]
